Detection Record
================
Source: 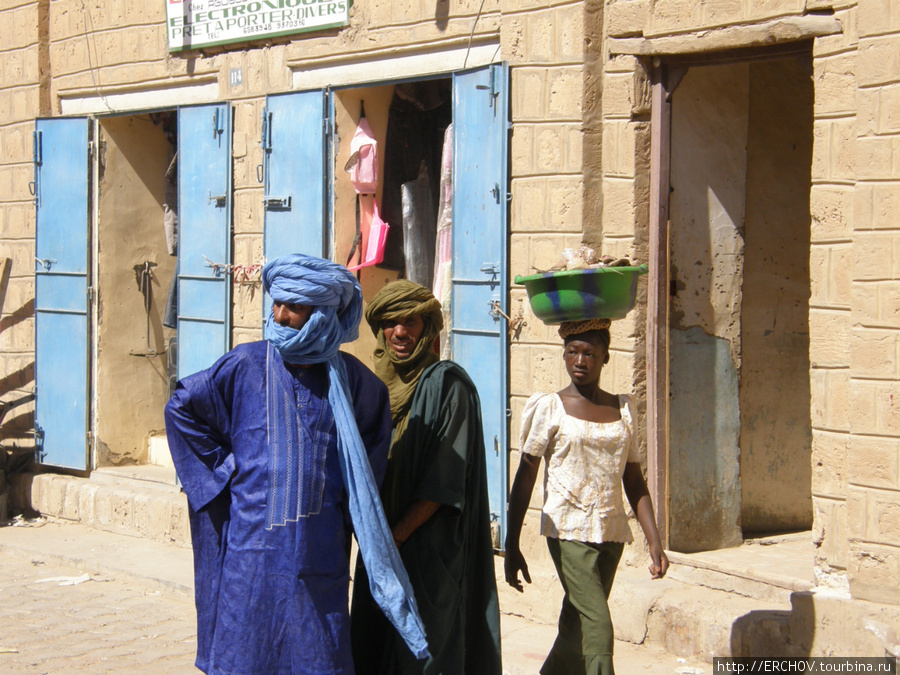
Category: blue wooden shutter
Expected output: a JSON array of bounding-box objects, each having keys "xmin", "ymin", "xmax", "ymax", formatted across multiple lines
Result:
[
  {"xmin": 33, "ymin": 117, "xmax": 91, "ymax": 470},
  {"xmin": 261, "ymin": 90, "xmax": 328, "ymax": 318},
  {"xmin": 177, "ymin": 104, "xmax": 232, "ymax": 378},
  {"xmin": 451, "ymin": 64, "xmax": 510, "ymax": 546},
  {"xmin": 262, "ymin": 90, "xmax": 327, "ymax": 261}
]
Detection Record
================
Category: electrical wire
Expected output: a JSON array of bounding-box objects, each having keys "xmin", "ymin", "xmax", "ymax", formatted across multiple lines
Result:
[
  {"xmin": 462, "ymin": 0, "xmax": 487, "ymax": 70},
  {"xmin": 80, "ymin": 0, "xmax": 115, "ymax": 112}
]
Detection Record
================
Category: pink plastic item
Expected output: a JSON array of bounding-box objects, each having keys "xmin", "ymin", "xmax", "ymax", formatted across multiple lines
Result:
[{"xmin": 347, "ymin": 199, "xmax": 389, "ymax": 271}]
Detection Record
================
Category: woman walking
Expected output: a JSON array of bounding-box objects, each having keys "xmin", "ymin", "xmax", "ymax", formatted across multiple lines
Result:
[{"xmin": 504, "ymin": 318, "xmax": 668, "ymax": 675}]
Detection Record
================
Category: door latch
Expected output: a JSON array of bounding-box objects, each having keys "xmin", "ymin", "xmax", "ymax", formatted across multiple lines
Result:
[
  {"xmin": 480, "ymin": 263, "xmax": 500, "ymax": 275},
  {"xmin": 208, "ymin": 192, "xmax": 227, "ymax": 207},
  {"xmin": 263, "ymin": 196, "xmax": 292, "ymax": 210}
]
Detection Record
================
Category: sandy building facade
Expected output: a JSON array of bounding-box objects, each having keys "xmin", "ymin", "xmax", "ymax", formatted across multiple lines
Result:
[{"xmin": 1, "ymin": 0, "xmax": 899, "ymax": 658}]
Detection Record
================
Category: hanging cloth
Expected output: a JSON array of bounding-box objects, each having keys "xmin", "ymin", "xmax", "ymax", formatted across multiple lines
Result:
[
  {"xmin": 432, "ymin": 124, "xmax": 454, "ymax": 358},
  {"xmin": 348, "ymin": 115, "xmax": 379, "ymax": 194},
  {"xmin": 401, "ymin": 161, "xmax": 436, "ymax": 287},
  {"xmin": 345, "ymin": 107, "xmax": 388, "ymax": 271}
]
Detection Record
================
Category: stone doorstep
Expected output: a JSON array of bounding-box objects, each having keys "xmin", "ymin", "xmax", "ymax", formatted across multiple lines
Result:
[
  {"xmin": 8, "ymin": 471, "xmax": 191, "ymax": 548},
  {"xmin": 611, "ymin": 562, "xmax": 900, "ymax": 661},
  {"xmin": 89, "ymin": 464, "xmax": 180, "ymax": 493},
  {"xmin": 609, "ymin": 560, "xmax": 803, "ymax": 659},
  {"xmin": 665, "ymin": 560, "xmax": 800, "ymax": 604},
  {"xmin": 665, "ymin": 544, "xmax": 815, "ymax": 605}
]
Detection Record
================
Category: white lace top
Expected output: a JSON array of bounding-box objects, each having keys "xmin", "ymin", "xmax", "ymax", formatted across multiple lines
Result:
[{"xmin": 519, "ymin": 392, "xmax": 639, "ymax": 544}]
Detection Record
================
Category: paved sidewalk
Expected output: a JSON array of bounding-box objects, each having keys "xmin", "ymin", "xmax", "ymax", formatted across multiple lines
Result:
[
  {"xmin": 0, "ymin": 523, "xmax": 197, "ymax": 674},
  {"xmin": 0, "ymin": 518, "xmax": 708, "ymax": 674}
]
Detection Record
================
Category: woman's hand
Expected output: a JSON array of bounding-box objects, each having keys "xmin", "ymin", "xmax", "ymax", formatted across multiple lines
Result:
[
  {"xmin": 623, "ymin": 462, "xmax": 670, "ymax": 581},
  {"xmin": 504, "ymin": 453, "xmax": 541, "ymax": 593},
  {"xmin": 504, "ymin": 546, "xmax": 532, "ymax": 592},
  {"xmin": 649, "ymin": 543, "xmax": 669, "ymax": 579}
]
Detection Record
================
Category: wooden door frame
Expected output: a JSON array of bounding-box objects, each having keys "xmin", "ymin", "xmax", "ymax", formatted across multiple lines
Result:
[
  {"xmin": 646, "ymin": 41, "xmax": 816, "ymax": 548},
  {"xmin": 647, "ymin": 65, "xmax": 675, "ymax": 548}
]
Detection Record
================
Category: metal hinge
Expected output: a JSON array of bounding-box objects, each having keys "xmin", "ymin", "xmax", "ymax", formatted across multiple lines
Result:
[
  {"xmin": 257, "ymin": 108, "xmax": 272, "ymax": 185},
  {"xmin": 33, "ymin": 130, "xmax": 42, "ymax": 164},
  {"xmin": 87, "ymin": 286, "xmax": 95, "ymax": 304},
  {"xmin": 324, "ymin": 89, "xmax": 333, "ymax": 136},
  {"xmin": 212, "ymin": 108, "xmax": 224, "ymax": 138},
  {"xmin": 31, "ymin": 130, "xmax": 42, "ymax": 204},
  {"xmin": 34, "ymin": 424, "xmax": 45, "ymax": 462},
  {"xmin": 260, "ymin": 108, "xmax": 272, "ymax": 152},
  {"xmin": 86, "ymin": 430, "xmax": 93, "ymax": 451}
]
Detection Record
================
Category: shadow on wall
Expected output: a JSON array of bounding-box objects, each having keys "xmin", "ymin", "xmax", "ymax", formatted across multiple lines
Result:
[
  {"xmin": 0, "ymin": 256, "xmax": 36, "ymax": 446},
  {"xmin": 731, "ymin": 592, "xmax": 815, "ymax": 656},
  {"xmin": 0, "ymin": 350, "xmax": 36, "ymax": 441},
  {"xmin": 0, "ymin": 293, "xmax": 37, "ymax": 440},
  {"xmin": 0, "ymin": 298, "xmax": 34, "ymax": 335}
]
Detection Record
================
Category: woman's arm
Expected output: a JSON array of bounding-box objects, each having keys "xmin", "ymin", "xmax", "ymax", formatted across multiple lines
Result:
[
  {"xmin": 503, "ymin": 453, "xmax": 541, "ymax": 592},
  {"xmin": 622, "ymin": 462, "xmax": 669, "ymax": 579}
]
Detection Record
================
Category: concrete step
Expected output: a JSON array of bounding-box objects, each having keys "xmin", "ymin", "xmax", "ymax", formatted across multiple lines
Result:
[
  {"xmin": 8, "ymin": 470, "xmax": 190, "ymax": 548},
  {"xmin": 665, "ymin": 533, "xmax": 815, "ymax": 604},
  {"xmin": 90, "ymin": 465, "xmax": 180, "ymax": 492}
]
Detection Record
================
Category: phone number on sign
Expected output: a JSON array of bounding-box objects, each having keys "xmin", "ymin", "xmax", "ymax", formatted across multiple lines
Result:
[{"xmin": 242, "ymin": 19, "xmax": 306, "ymax": 33}]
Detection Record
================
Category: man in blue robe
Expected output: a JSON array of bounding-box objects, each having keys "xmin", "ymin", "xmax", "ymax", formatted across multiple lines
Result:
[{"xmin": 165, "ymin": 255, "xmax": 428, "ymax": 674}]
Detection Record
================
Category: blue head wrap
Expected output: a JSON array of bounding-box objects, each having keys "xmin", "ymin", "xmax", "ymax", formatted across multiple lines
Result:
[
  {"xmin": 261, "ymin": 254, "xmax": 429, "ymax": 660},
  {"xmin": 262, "ymin": 254, "xmax": 361, "ymax": 364}
]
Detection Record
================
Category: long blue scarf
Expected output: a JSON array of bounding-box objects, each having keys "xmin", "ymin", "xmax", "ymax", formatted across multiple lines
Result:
[{"xmin": 262, "ymin": 254, "xmax": 429, "ymax": 660}]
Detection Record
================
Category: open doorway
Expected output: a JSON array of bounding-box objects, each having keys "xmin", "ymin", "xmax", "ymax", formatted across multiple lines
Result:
[
  {"xmin": 93, "ymin": 112, "xmax": 177, "ymax": 468},
  {"xmin": 260, "ymin": 66, "xmax": 508, "ymax": 537},
  {"xmin": 663, "ymin": 52, "xmax": 814, "ymax": 552},
  {"xmin": 332, "ymin": 79, "xmax": 453, "ymax": 362}
]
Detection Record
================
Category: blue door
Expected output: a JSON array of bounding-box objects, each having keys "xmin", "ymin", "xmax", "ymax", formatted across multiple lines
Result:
[
  {"xmin": 177, "ymin": 104, "xmax": 232, "ymax": 378},
  {"xmin": 33, "ymin": 118, "xmax": 91, "ymax": 470},
  {"xmin": 451, "ymin": 64, "xmax": 510, "ymax": 546},
  {"xmin": 262, "ymin": 90, "xmax": 328, "ymax": 261},
  {"xmin": 261, "ymin": 90, "xmax": 328, "ymax": 318}
]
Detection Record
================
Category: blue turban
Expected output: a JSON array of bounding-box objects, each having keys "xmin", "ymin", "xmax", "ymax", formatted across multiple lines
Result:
[
  {"xmin": 260, "ymin": 254, "xmax": 429, "ymax": 661},
  {"xmin": 262, "ymin": 254, "xmax": 362, "ymax": 364}
]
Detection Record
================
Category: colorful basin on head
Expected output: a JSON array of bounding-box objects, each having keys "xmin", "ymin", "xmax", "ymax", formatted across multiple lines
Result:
[{"xmin": 514, "ymin": 264, "xmax": 648, "ymax": 324}]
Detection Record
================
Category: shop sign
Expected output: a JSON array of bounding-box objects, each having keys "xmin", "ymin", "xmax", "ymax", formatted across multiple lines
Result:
[{"xmin": 166, "ymin": 0, "xmax": 350, "ymax": 52}]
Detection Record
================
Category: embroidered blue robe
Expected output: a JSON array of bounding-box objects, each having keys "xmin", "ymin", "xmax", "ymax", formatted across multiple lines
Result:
[{"xmin": 165, "ymin": 341, "xmax": 392, "ymax": 674}]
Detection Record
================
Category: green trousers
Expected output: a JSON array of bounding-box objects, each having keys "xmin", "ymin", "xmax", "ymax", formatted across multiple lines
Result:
[{"xmin": 541, "ymin": 538, "xmax": 625, "ymax": 675}]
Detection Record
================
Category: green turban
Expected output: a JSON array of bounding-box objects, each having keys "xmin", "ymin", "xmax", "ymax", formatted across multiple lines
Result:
[{"xmin": 365, "ymin": 280, "xmax": 444, "ymax": 426}]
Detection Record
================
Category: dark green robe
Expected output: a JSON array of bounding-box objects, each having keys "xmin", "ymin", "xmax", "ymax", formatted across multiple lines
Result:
[{"xmin": 351, "ymin": 360, "xmax": 502, "ymax": 675}]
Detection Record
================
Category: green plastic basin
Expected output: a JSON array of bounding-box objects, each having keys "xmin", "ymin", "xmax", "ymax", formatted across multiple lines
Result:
[{"xmin": 514, "ymin": 264, "xmax": 648, "ymax": 324}]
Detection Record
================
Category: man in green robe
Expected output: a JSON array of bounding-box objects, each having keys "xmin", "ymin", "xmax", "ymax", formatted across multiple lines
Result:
[{"xmin": 351, "ymin": 280, "xmax": 502, "ymax": 675}]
